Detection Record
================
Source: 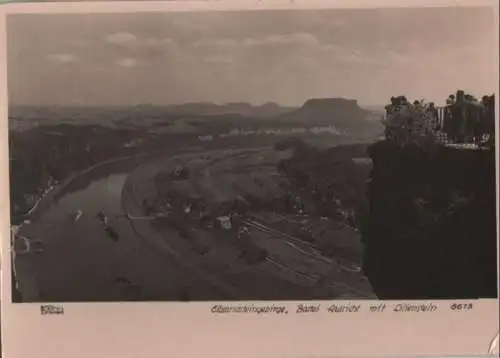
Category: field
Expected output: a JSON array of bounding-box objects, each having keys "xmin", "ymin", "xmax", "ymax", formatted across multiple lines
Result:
[{"xmin": 127, "ymin": 146, "xmax": 375, "ymax": 299}]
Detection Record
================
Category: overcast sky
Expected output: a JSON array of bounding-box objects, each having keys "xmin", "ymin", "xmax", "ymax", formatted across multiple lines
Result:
[{"xmin": 7, "ymin": 7, "xmax": 497, "ymax": 107}]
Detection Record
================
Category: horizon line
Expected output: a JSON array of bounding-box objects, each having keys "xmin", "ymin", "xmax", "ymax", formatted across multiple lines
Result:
[{"xmin": 7, "ymin": 99, "xmax": 399, "ymax": 109}]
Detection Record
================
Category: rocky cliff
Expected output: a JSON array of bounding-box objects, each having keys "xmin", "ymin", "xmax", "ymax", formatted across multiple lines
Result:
[{"xmin": 361, "ymin": 140, "xmax": 498, "ymax": 299}]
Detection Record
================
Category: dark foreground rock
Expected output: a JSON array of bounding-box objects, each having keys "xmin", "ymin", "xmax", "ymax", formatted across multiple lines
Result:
[{"xmin": 361, "ymin": 140, "xmax": 498, "ymax": 299}]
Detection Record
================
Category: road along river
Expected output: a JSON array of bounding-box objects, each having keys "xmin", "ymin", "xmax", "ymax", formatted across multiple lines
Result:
[{"xmin": 13, "ymin": 146, "xmax": 375, "ymax": 302}]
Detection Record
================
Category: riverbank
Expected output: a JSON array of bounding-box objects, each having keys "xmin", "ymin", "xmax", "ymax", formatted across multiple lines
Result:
[
  {"xmin": 12, "ymin": 149, "xmax": 199, "ymax": 302},
  {"xmin": 10, "ymin": 154, "xmax": 143, "ymax": 301},
  {"xmin": 14, "ymin": 172, "xmax": 233, "ymax": 302},
  {"xmin": 13, "ymin": 154, "xmax": 142, "ymax": 224}
]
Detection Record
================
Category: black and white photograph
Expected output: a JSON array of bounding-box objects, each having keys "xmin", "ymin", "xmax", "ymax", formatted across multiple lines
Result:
[{"xmin": 7, "ymin": 5, "xmax": 498, "ymax": 303}]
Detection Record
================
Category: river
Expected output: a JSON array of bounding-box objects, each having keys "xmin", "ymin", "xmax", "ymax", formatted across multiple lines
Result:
[{"xmin": 14, "ymin": 171, "xmax": 224, "ymax": 302}]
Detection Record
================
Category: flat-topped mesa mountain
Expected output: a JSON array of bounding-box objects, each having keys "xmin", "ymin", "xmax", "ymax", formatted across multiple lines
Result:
[{"xmin": 279, "ymin": 98, "xmax": 383, "ymax": 137}]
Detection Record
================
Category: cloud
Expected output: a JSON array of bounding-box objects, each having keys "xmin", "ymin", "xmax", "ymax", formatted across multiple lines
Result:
[
  {"xmin": 191, "ymin": 33, "xmax": 321, "ymax": 52},
  {"xmin": 46, "ymin": 53, "xmax": 76, "ymax": 63},
  {"xmin": 104, "ymin": 33, "xmax": 178, "ymax": 62},
  {"xmin": 116, "ymin": 58, "xmax": 138, "ymax": 68},
  {"xmin": 105, "ymin": 32, "xmax": 137, "ymax": 46},
  {"xmin": 105, "ymin": 33, "xmax": 175, "ymax": 50}
]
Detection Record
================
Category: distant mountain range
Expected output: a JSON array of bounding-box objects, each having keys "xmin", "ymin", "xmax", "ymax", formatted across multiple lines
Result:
[
  {"xmin": 9, "ymin": 98, "xmax": 384, "ymax": 137},
  {"xmin": 9, "ymin": 102, "xmax": 295, "ymax": 121},
  {"xmin": 162, "ymin": 101, "xmax": 296, "ymax": 118}
]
